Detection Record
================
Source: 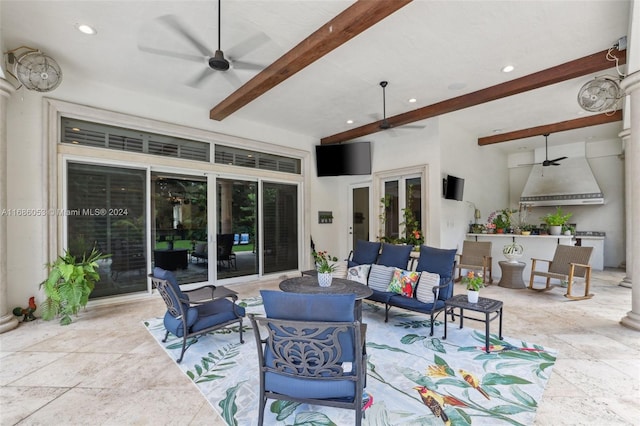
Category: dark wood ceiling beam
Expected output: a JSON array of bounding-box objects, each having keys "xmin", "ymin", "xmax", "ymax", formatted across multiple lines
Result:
[
  {"xmin": 321, "ymin": 48, "xmax": 626, "ymax": 145},
  {"xmin": 209, "ymin": 0, "xmax": 412, "ymax": 121},
  {"xmin": 477, "ymin": 111, "xmax": 623, "ymax": 145}
]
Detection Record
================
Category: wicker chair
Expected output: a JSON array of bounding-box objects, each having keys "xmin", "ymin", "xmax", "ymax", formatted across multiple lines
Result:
[
  {"xmin": 456, "ymin": 241, "xmax": 493, "ymax": 284},
  {"xmin": 528, "ymin": 245, "xmax": 594, "ymax": 300}
]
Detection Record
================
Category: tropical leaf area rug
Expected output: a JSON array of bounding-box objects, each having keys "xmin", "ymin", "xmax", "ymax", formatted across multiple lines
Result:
[{"xmin": 143, "ymin": 296, "xmax": 557, "ymax": 426}]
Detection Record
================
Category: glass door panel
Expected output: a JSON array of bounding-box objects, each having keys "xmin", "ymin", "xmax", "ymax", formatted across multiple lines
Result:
[
  {"xmin": 262, "ymin": 182, "xmax": 298, "ymax": 273},
  {"xmin": 152, "ymin": 173, "xmax": 208, "ymax": 284},
  {"xmin": 405, "ymin": 177, "xmax": 423, "ymax": 245},
  {"xmin": 216, "ymin": 178, "xmax": 258, "ymax": 279},
  {"xmin": 67, "ymin": 163, "xmax": 147, "ymax": 298},
  {"xmin": 351, "ymin": 185, "xmax": 370, "ymax": 249},
  {"xmin": 383, "ymin": 180, "xmax": 399, "ymax": 241}
]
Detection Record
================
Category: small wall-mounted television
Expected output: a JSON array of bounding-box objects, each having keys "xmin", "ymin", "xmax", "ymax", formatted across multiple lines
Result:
[
  {"xmin": 315, "ymin": 142, "xmax": 372, "ymax": 177},
  {"xmin": 443, "ymin": 174, "xmax": 464, "ymax": 201}
]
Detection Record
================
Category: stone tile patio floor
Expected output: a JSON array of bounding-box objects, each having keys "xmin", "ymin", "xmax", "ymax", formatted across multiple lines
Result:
[{"xmin": 1, "ymin": 268, "xmax": 638, "ymax": 425}]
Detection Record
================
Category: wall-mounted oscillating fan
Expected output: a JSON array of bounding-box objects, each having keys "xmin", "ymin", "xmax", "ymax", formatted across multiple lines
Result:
[
  {"xmin": 577, "ymin": 76, "xmax": 622, "ymax": 113},
  {"xmin": 8, "ymin": 49, "xmax": 63, "ymax": 92}
]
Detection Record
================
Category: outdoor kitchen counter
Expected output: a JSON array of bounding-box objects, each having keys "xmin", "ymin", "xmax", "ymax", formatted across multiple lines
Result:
[{"xmin": 466, "ymin": 234, "xmax": 574, "ymax": 284}]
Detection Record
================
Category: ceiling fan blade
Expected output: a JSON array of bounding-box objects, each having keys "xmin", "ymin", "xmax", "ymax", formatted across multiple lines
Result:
[
  {"xmin": 549, "ymin": 156, "xmax": 568, "ymax": 163},
  {"xmin": 230, "ymin": 60, "xmax": 263, "ymax": 71},
  {"xmin": 186, "ymin": 68, "xmax": 216, "ymax": 88},
  {"xmin": 138, "ymin": 46, "xmax": 205, "ymax": 63},
  {"xmin": 158, "ymin": 15, "xmax": 212, "ymax": 57},
  {"xmin": 227, "ymin": 32, "xmax": 270, "ymax": 60},
  {"xmin": 399, "ymin": 124, "xmax": 426, "ymax": 130},
  {"xmin": 221, "ymin": 71, "xmax": 243, "ymax": 88}
]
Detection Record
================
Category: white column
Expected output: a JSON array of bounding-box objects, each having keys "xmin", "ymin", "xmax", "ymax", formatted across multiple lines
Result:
[
  {"xmin": 620, "ymin": 71, "xmax": 640, "ymax": 331},
  {"xmin": 0, "ymin": 77, "xmax": 18, "ymax": 333},
  {"xmin": 620, "ymin": 128, "xmax": 632, "ymax": 288}
]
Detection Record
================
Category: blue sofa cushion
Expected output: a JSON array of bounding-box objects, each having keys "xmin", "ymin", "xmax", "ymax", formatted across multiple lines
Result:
[
  {"xmin": 191, "ymin": 299, "xmax": 246, "ymax": 333},
  {"xmin": 377, "ymin": 243, "xmax": 413, "ymax": 269},
  {"xmin": 387, "ymin": 293, "xmax": 446, "ymax": 314},
  {"xmin": 351, "ymin": 240, "xmax": 381, "ymax": 266},
  {"xmin": 265, "ymin": 370, "xmax": 356, "ymax": 399},
  {"xmin": 415, "ymin": 246, "xmax": 456, "ymax": 301},
  {"xmin": 261, "ymin": 290, "xmax": 356, "ymax": 361},
  {"xmin": 153, "ymin": 267, "xmax": 190, "ymax": 313},
  {"xmin": 367, "ymin": 289, "xmax": 395, "ymax": 304},
  {"xmin": 261, "ymin": 290, "xmax": 355, "ymax": 322},
  {"xmin": 163, "ymin": 308, "xmax": 198, "ymax": 337}
]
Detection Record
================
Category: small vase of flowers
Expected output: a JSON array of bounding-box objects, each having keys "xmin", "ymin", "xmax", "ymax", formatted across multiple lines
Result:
[
  {"xmin": 461, "ymin": 271, "xmax": 484, "ymax": 303},
  {"xmin": 313, "ymin": 250, "xmax": 338, "ymax": 287}
]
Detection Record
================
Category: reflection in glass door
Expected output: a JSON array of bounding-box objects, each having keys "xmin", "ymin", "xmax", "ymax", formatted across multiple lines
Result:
[
  {"xmin": 152, "ymin": 173, "xmax": 208, "ymax": 285},
  {"xmin": 350, "ymin": 185, "xmax": 370, "ymax": 250},
  {"xmin": 67, "ymin": 162, "xmax": 147, "ymax": 298},
  {"xmin": 262, "ymin": 182, "xmax": 298, "ymax": 274},
  {"xmin": 216, "ymin": 178, "xmax": 258, "ymax": 279}
]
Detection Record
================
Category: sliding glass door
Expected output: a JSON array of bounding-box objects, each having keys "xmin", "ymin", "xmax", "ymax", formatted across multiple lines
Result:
[
  {"xmin": 67, "ymin": 163, "xmax": 147, "ymax": 298},
  {"xmin": 216, "ymin": 178, "xmax": 258, "ymax": 279},
  {"xmin": 152, "ymin": 173, "xmax": 208, "ymax": 284},
  {"xmin": 262, "ymin": 182, "xmax": 298, "ymax": 274}
]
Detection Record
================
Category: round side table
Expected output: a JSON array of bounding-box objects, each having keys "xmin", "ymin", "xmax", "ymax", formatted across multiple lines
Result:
[{"xmin": 498, "ymin": 261, "xmax": 526, "ymax": 289}]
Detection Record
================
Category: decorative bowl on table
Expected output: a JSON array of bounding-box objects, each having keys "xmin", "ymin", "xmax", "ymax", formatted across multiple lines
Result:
[{"xmin": 503, "ymin": 242, "xmax": 524, "ymax": 263}]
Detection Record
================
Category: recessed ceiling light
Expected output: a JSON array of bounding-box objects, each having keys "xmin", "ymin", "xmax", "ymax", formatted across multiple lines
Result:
[
  {"xmin": 492, "ymin": 129, "xmax": 504, "ymax": 133},
  {"xmin": 346, "ymin": 119, "xmax": 354, "ymax": 124},
  {"xmin": 408, "ymin": 98, "xmax": 417, "ymax": 103},
  {"xmin": 501, "ymin": 65, "xmax": 515, "ymax": 73},
  {"xmin": 76, "ymin": 23, "xmax": 97, "ymax": 35}
]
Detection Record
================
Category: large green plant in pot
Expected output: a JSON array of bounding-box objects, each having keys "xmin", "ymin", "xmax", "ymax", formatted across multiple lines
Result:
[{"xmin": 40, "ymin": 248, "xmax": 107, "ymax": 325}]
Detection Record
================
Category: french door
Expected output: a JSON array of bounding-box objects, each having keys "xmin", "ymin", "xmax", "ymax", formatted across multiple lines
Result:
[{"xmin": 349, "ymin": 183, "xmax": 371, "ymax": 253}]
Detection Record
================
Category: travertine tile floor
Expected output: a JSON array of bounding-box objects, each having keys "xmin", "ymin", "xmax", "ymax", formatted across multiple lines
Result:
[{"xmin": 1, "ymin": 269, "xmax": 638, "ymax": 425}]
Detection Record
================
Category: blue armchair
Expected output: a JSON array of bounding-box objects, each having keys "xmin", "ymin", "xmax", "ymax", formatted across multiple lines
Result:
[
  {"xmin": 150, "ymin": 267, "xmax": 245, "ymax": 362},
  {"xmin": 249, "ymin": 290, "xmax": 366, "ymax": 425}
]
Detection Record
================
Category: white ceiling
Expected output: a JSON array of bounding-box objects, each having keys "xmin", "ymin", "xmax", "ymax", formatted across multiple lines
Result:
[{"xmin": 1, "ymin": 0, "xmax": 631, "ymax": 154}]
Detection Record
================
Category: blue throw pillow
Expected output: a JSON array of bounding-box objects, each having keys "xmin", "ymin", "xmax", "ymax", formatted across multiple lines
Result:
[
  {"xmin": 260, "ymin": 290, "xmax": 355, "ymax": 322},
  {"xmin": 415, "ymin": 245, "xmax": 457, "ymax": 279},
  {"xmin": 351, "ymin": 240, "xmax": 381, "ymax": 265},
  {"xmin": 377, "ymin": 243, "xmax": 413, "ymax": 269}
]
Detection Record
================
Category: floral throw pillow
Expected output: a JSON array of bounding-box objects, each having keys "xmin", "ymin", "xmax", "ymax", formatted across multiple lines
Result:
[
  {"xmin": 415, "ymin": 271, "xmax": 440, "ymax": 304},
  {"xmin": 387, "ymin": 268, "xmax": 420, "ymax": 297},
  {"xmin": 346, "ymin": 264, "xmax": 371, "ymax": 284}
]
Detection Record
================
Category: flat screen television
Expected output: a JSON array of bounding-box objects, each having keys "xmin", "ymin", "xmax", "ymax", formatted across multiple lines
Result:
[
  {"xmin": 315, "ymin": 142, "xmax": 372, "ymax": 177},
  {"xmin": 443, "ymin": 175, "xmax": 464, "ymax": 201}
]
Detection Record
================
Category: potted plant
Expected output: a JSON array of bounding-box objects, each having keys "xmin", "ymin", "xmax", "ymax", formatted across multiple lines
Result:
[
  {"xmin": 461, "ymin": 271, "xmax": 484, "ymax": 303},
  {"xmin": 313, "ymin": 250, "xmax": 338, "ymax": 287},
  {"xmin": 40, "ymin": 248, "xmax": 108, "ymax": 325},
  {"xmin": 541, "ymin": 206, "xmax": 572, "ymax": 235},
  {"xmin": 520, "ymin": 223, "xmax": 534, "ymax": 236}
]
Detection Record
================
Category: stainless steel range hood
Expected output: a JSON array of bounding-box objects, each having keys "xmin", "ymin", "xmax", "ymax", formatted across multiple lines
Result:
[{"xmin": 520, "ymin": 157, "xmax": 604, "ymax": 206}]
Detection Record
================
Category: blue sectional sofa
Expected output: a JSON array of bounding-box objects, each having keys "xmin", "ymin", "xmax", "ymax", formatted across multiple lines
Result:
[{"xmin": 348, "ymin": 240, "xmax": 457, "ymax": 336}]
